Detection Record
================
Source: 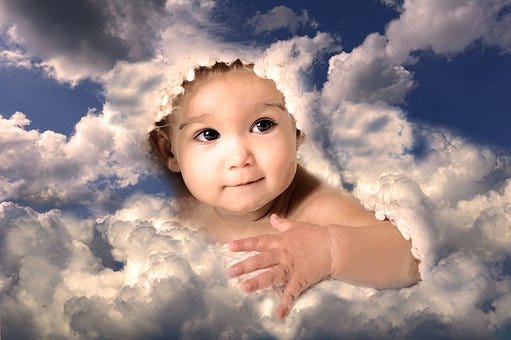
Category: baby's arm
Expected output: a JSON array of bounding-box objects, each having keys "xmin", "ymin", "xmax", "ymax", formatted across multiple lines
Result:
[{"xmin": 228, "ymin": 189, "xmax": 420, "ymax": 319}]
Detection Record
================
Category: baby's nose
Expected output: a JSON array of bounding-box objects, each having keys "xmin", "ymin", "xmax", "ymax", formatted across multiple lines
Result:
[{"xmin": 226, "ymin": 139, "xmax": 255, "ymax": 169}]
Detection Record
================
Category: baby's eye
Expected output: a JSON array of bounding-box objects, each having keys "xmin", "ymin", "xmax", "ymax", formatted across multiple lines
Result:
[
  {"xmin": 251, "ymin": 119, "xmax": 276, "ymax": 133},
  {"xmin": 194, "ymin": 129, "xmax": 220, "ymax": 142}
]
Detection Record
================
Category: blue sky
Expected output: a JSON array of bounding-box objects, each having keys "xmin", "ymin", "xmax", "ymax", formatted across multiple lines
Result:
[{"xmin": 1, "ymin": 1, "xmax": 511, "ymax": 338}]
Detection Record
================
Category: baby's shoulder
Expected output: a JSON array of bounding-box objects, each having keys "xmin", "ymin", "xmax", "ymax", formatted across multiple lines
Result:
[{"xmin": 291, "ymin": 185, "xmax": 377, "ymax": 227}]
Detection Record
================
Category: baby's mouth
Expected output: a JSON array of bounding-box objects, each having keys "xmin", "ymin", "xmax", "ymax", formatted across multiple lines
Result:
[{"xmin": 229, "ymin": 177, "xmax": 265, "ymax": 187}]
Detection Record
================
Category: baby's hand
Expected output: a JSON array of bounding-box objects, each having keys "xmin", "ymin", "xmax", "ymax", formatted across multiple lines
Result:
[{"xmin": 228, "ymin": 214, "xmax": 333, "ymax": 319}]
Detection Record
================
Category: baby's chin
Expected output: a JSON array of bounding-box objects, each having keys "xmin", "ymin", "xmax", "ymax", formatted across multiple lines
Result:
[
  {"xmin": 213, "ymin": 199, "xmax": 276, "ymax": 220},
  {"xmin": 217, "ymin": 203, "xmax": 270, "ymax": 215}
]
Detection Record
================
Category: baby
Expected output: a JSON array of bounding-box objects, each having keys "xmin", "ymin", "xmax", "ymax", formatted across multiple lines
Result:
[{"xmin": 149, "ymin": 59, "xmax": 420, "ymax": 319}]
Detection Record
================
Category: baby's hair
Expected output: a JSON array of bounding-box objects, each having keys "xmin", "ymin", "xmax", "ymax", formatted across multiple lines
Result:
[{"xmin": 154, "ymin": 59, "xmax": 254, "ymax": 140}]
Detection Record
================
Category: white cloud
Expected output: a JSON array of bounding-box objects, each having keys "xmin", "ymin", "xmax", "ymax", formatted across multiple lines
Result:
[
  {"xmin": 254, "ymin": 32, "xmax": 338, "ymax": 130},
  {"xmin": 325, "ymin": 101, "xmax": 414, "ymax": 173},
  {"xmin": 385, "ymin": 0, "xmax": 511, "ymax": 63},
  {"xmin": 0, "ymin": 48, "xmax": 33, "ymax": 68},
  {"xmin": 1, "ymin": 177, "xmax": 511, "ymax": 338},
  {"xmin": 248, "ymin": 5, "xmax": 318, "ymax": 34},
  {"xmin": 322, "ymin": 33, "xmax": 414, "ymax": 110},
  {"xmin": 0, "ymin": 110, "xmax": 151, "ymax": 207},
  {"xmin": 0, "ymin": 196, "xmax": 282, "ymax": 338}
]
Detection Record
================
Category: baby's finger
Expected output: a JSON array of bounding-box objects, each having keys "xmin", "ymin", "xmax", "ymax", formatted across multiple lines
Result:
[
  {"xmin": 240, "ymin": 264, "xmax": 290, "ymax": 292},
  {"xmin": 228, "ymin": 250, "xmax": 279, "ymax": 277},
  {"xmin": 228, "ymin": 234, "xmax": 275, "ymax": 252},
  {"xmin": 277, "ymin": 277, "xmax": 308, "ymax": 320},
  {"xmin": 269, "ymin": 214, "xmax": 293, "ymax": 232}
]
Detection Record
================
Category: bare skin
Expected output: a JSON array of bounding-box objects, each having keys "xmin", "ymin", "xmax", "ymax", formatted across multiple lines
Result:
[{"xmin": 149, "ymin": 68, "xmax": 420, "ymax": 320}]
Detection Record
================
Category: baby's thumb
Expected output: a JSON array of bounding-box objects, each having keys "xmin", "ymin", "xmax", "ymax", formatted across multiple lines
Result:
[{"xmin": 270, "ymin": 214, "xmax": 291, "ymax": 232}]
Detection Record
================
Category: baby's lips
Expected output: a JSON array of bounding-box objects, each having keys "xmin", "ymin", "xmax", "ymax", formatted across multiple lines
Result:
[{"xmin": 225, "ymin": 177, "xmax": 265, "ymax": 187}]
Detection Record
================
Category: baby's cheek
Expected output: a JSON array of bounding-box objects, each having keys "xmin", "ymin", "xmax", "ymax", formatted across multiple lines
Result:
[
  {"xmin": 275, "ymin": 143, "xmax": 297, "ymax": 169},
  {"xmin": 269, "ymin": 151, "xmax": 296, "ymax": 187},
  {"xmin": 184, "ymin": 168, "xmax": 212, "ymax": 190},
  {"xmin": 179, "ymin": 159, "xmax": 209, "ymax": 196}
]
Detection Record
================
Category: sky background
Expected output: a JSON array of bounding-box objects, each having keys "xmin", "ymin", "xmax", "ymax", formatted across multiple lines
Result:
[{"xmin": 1, "ymin": 0, "xmax": 511, "ymax": 338}]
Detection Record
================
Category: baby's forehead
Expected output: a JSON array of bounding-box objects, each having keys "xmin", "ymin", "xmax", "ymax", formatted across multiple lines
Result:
[
  {"xmin": 185, "ymin": 69, "xmax": 285, "ymax": 105},
  {"xmin": 178, "ymin": 70, "xmax": 285, "ymax": 115},
  {"xmin": 163, "ymin": 67, "xmax": 291, "ymax": 129}
]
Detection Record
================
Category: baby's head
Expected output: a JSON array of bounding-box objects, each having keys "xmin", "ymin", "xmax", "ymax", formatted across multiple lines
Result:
[{"xmin": 150, "ymin": 60, "xmax": 304, "ymax": 215}]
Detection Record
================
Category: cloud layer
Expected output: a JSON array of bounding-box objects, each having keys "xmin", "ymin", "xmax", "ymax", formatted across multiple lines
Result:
[{"xmin": 1, "ymin": 0, "xmax": 511, "ymax": 338}]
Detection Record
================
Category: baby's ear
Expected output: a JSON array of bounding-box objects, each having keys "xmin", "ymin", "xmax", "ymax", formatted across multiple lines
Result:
[{"xmin": 148, "ymin": 129, "xmax": 181, "ymax": 172}]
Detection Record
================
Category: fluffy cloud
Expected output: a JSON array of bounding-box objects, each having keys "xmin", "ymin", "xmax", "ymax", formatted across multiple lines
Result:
[
  {"xmin": 1, "ymin": 181, "xmax": 510, "ymax": 338},
  {"xmin": 385, "ymin": 0, "xmax": 511, "ymax": 62},
  {"xmin": 254, "ymin": 33, "xmax": 337, "ymax": 130},
  {"xmin": 0, "ymin": 196, "xmax": 297, "ymax": 338},
  {"xmin": 248, "ymin": 5, "xmax": 318, "ymax": 34},
  {"xmin": 322, "ymin": 33, "xmax": 414, "ymax": 109},
  {"xmin": 0, "ymin": 48, "xmax": 33, "ymax": 69},
  {"xmin": 0, "ymin": 110, "xmax": 146, "ymax": 207}
]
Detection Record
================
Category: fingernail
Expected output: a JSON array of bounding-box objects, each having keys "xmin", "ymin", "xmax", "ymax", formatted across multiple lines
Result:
[
  {"xmin": 228, "ymin": 242, "xmax": 238, "ymax": 251},
  {"xmin": 278, "ymin": 307, "xmax": 288, "ymax": 320},
  {"xmin": 228, "ymin": 265, "xmax": 239, "ymax": 277},
  {"xmin": 241, "ymin": 281, "xmax": 253, "ymax": 292}
]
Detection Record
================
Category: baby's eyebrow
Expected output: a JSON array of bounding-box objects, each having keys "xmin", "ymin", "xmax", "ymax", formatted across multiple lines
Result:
[
  {"xmin": 178, "ymin": 114, "xmax": 211, "ymax": 130},
  {"xmin": 262, "ymin": 102, "xmax": 287, "ymax": 112}
]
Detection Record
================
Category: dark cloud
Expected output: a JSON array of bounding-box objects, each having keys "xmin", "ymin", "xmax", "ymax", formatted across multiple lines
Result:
[{"xmin": 0, "ymin": 0, "xmax": 166, "ymax": 76}]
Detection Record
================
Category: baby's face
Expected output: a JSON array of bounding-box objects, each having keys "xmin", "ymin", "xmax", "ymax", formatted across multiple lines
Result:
[{"xmin": 169, "ymin": 69, "xmax": 298, "ymax": 215}]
